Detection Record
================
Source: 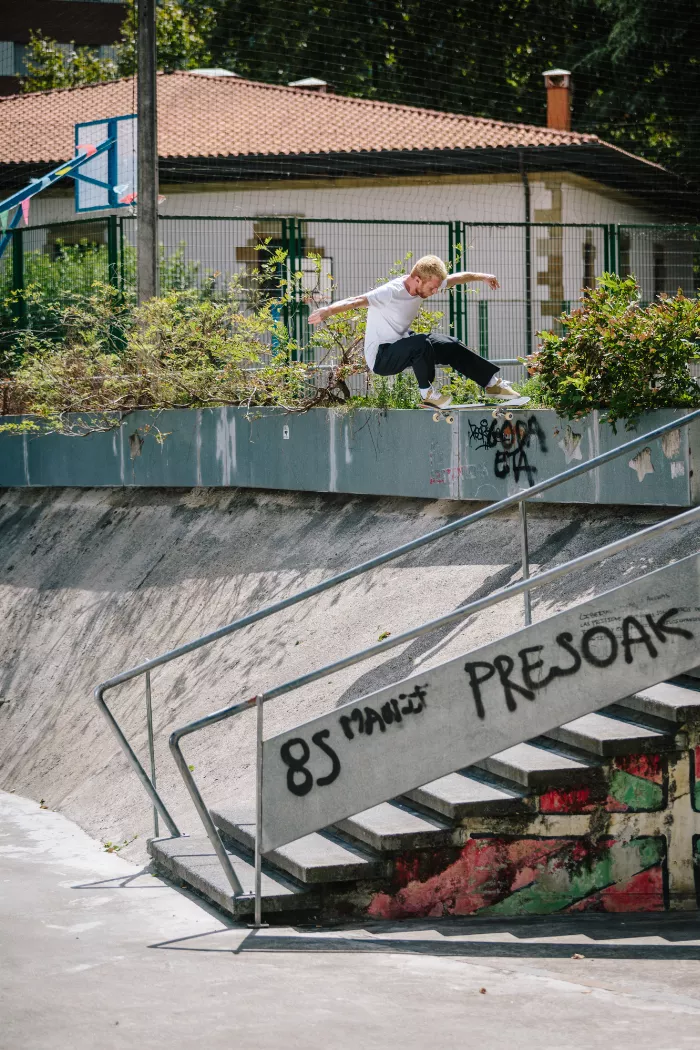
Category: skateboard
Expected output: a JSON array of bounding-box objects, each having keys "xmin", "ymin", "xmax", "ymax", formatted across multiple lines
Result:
[{"xmin": 421, "ymin": 395, "xmax": 531, "ymax": 424}]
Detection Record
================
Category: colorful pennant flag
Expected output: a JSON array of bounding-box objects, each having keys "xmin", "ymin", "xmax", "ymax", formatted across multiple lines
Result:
[
  {"xmin": 21, "ymin": 199, "xmax": 30, "ymax": 225},
  {"xmin": 78, "ymin": 144, "xmax": 97, "ymax": 157},
  {"xmin": 0, "ymin": 211, "xmax": 7, "ymax": 233},
  {"xmin": 119, "ymin": 191, "xmax": 137, "ymax": 204},
  {"xmin": 113, "ymin": 183, "xmax": 129, "ymax": 197}
]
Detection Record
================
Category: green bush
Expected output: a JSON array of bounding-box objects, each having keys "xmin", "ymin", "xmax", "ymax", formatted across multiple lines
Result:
[
  {"xmin": 0, "ymin": 240, "xmax": 219, "ymax": 374},
  {"xmin": 531, "ymin": 273, "xmax": 700, "ymax": 428},
  {"xmin": 1, "ymin": 249, "xmax": 445, "ymax": 433}
]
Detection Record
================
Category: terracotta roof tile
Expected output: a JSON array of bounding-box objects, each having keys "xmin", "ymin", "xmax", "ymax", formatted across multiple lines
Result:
[{"xmin": 0, "ymin": 71, "xmax": 605, "ymax": 168}]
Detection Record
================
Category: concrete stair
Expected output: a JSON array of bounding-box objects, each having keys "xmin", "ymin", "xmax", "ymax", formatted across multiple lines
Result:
[{"xmin": 148, "ymin": 675, "xmax": 700, "ymax": 921}]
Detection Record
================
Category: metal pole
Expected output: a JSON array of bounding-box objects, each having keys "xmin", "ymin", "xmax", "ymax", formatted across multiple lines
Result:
[
  {"xmin": 519, "ymin": 500, "xmax": 532, "ymax": 626},
  {"xmin": 253, "ymin": 693, "xmax": 267, "ymax": 928},
  {"xmin": 169, "ymin": 726, "xmax": 244, "ymax": 897},
  {"xmin": 520, "ymin": 151, "xmax": 532, "ymax": 357},
  {"xmin": 145, "ymin": 671, "xmax": 159, "ymax": 837},
  {"xmin": 137, "ymin": 0, "xmax": 158, "ymax": 303}
]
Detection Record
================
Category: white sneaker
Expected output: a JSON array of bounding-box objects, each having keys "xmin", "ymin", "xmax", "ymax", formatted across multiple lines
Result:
[
  {"xmin": 421, "ymin": 388, "xmax": 453, "ymax": 409},
  {"xmin": 484, "ymin": 378, "xmax": 518, "ymax": 399}
]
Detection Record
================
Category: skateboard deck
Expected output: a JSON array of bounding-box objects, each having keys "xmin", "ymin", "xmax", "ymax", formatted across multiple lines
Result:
[{"xmin": 421, "ymin": 396, "xmax": 530, "ymax": 423}]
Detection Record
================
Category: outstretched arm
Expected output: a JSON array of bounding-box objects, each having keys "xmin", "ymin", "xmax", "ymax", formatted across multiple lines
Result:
[
  {"xmin": 308, "ymin": 295, "xmax": 369, "ymax": 325},
  {"xmin": 446, "ymin": 271, "xmax": 500, "ymax": 290}
]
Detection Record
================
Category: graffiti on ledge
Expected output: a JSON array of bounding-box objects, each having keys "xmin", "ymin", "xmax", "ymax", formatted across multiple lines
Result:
[{"xmin": 468, "ymin": 414, "xmax": 548, "ymax": 486}]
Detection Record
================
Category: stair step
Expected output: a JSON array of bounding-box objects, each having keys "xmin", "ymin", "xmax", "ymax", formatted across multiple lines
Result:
[
  {"xmin": 212, "ymin": 804, "xmax": 381, "ymax": 884},
  {"xmin": 619, "ymin": 681, "xmax": 700, "ymax": 724},
  {"xmin": 477, "ymin": 740, "xmax": 600, "ymax": 789},
  {"xmin": 545, "ymin": 709, "xmax": 676, "ymax": 757},
  {"xmin": 404, "ymin": 769, "xmax": 529, "ymax": 820},
  {"xmin": 334, "ymin": 801, "xmax": 453, "ymax": 852},
  {"xmin": 148, "ymin": 835, "xmax": 316, "ymax": 918}
]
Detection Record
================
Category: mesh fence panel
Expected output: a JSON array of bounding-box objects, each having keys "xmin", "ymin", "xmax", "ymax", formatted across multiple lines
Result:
[{"xmin": 3, "ymin": 217, "xmax": 699, "ymax": 381}]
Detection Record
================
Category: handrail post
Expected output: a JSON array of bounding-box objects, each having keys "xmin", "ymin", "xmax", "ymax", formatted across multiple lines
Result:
[
  {"xmin": 94, "ymin": 683, "xmax": 181, "ymax": 837},
  {"xmin": 519, "ymin": 499, "xmax": 532, "ymax": 627},
  {"xmin": 251, "ymin": 693, "xmax": 267, "ymax": 928},
  {"xmin": 169, "ymin": 726, "xmax": 244, "ymax": 898},
  {"xmin": 145, "ymin": 671, "xmax": 159, "ymax": 838}
]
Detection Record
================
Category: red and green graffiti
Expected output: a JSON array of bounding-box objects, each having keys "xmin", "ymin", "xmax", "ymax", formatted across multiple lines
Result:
[
  {"xmin": 539, "ymin": 754, "xmax": 664, "ymax": 814},
  {"xmin": 368, "ymin": 835, "xmax": 666, "ymax": 919}
]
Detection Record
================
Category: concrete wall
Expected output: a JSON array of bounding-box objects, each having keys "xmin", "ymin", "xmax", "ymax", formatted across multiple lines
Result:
[{"xmin": 1, "ymin": 407, "xmax": 697, "ymax": 507}]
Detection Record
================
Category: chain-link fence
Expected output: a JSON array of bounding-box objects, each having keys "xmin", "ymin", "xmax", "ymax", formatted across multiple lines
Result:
[{"xmin": 2, "ymin": 215, "xmax": 699, "ymax": 380}]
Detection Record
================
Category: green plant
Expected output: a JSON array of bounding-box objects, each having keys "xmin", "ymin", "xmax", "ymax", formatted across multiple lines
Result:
[
  {"xmin": 530, "ymin": 273, "xmax": 700, "ymax": 428},
  {"xmin": 20, "ymin": 32, "xmax": 118, "ymax": 93},
  {"xmin": 20, "ymin": 1, "xmax": 213, "ymax": 93}
]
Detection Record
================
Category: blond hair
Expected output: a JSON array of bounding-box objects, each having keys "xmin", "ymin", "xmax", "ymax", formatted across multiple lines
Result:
[{"xmin": 411, "ymin": 255, "xmax": 448, "ymax": 282}]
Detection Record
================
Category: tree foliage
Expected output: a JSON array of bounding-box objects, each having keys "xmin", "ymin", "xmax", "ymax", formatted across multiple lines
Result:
[
  {"xmin": 20, "ymin": 0, "xmax": 212, "ymax": 93},
  {"xmin": 21, "ymin": 32, "xmax": 119, "ymax": 92}
]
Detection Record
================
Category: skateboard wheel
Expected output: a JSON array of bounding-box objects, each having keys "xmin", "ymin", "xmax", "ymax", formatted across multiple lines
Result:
[
  {"xmin": 433, "ymin": 412, "xmax": 441, "ymax": 422},
  {"xmin": 505, "ymin": 411, "xmax": 514, "ymax": 420},
  {"xmin": 445, "ymin": 414, "xmax": 454, "ymax": 424},
  {"xmin": 491, "ymin": 410, "xmax": 500, "ymax": 419}
]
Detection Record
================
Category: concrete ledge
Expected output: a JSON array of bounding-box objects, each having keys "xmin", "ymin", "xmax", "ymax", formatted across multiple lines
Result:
[{"xmin": 1, "ymin": 406, "xmax": 697, "ymax": 506}]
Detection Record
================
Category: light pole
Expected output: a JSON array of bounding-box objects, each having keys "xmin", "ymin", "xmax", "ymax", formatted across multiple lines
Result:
[{"xmin": 137, "ymin": 0, "xmax": 158, "ymax": 302}]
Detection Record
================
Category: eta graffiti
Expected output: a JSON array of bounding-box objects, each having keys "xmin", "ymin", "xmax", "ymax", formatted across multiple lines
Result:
[
  {"xmin": 278, "ymin": 685, "xmax": 429, "ymax": 797},
  {"xmin": 468, "ymin": 414, "xmax": 548, "ymax": 486}
]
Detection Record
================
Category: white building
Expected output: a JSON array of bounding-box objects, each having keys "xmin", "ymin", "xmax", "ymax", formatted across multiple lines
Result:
[{"xmin": 0, "ymin": 70, "xmax": 697, "ymax": 361}]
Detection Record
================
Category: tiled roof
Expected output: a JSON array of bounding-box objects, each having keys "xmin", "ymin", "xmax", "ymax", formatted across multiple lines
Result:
[{"xmin": 0, "ymin": 71, "xmax": 605, "ymax": 168}]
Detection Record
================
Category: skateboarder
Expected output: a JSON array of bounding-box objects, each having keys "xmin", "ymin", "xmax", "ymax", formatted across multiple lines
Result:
[{"xmin": 308, "ymin": 254, "xmax": 518, "ymax": 408}]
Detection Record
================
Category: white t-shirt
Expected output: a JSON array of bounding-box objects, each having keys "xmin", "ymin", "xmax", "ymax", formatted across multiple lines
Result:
[{"xmin": 363, "ymin": 275, "xmax": 447, "ymax": 370}]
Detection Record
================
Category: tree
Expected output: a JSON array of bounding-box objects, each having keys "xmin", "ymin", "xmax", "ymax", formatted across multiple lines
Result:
[
  {"xmin": 116, "ymin": 0, "xmax": 213, "ymax": 75},
  {"xmin": 578, "ymin": 0, "xmax": 700, "ymax": 183},
  {"xmin": 21, "ymin": 32, "xmax": 118, "ymax": 92},
  {"xmin": 20, "ymin": 0, "xmax": 212, "ymax": 93}
]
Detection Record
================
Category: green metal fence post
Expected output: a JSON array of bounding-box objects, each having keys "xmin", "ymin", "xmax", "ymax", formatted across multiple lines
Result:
[
  {"xmin": 107, "ymin": 214, "xmax": 119, "ymax": 290},
  {"xmin": 448, "ymin": 221, "xmax": 457, "ymax": 337},
  {"xmin": 11, "ymin": 227, "xmax": 26, "ymax": 329},
  {"xmin": 478, "ymin": 300, "xmax": 489, "ymax": 357},
  {"xmin": 281, "ymin": 217, "xmax": 290, "ymax": 341},
  {"xmin": 603, "ymin": 225, "xmax": 610, "ymax": 273},
  {"xmin": 524, "ymin": 222, "xmax": 532, "ymax": 358},
  {"xmin": 609, "ymin": 224, "xmax": 618, "ymax": 274},
  {"xmin": 454, "ymin": 222, "xmax": 464, "ymax": 343},
  {"xmin": 119, "ymin": 216, "xmax": 126, "ymax": 294}
]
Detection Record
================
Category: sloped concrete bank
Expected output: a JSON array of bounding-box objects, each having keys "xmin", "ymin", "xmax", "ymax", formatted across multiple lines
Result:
[{"xmin": 1, "ymin": 485, "xmax": 698, "ymax": 868}]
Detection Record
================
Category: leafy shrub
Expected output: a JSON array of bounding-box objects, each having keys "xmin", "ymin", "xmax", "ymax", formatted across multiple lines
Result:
[
  {"xmin": 0, "ymin": 239, "xmax": 216, "ymax": 373},
  {"xmin": 530, "ymin": 273, "xmax": 700, "ymax": 428},
  {"xmin": 0, "ymin": 248, "xmax": 445, "ymax": 433}
]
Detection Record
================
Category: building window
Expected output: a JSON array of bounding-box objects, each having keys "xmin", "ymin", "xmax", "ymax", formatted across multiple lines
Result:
[
  {"xmin": 0, "ymin": 41, "xmax": 14, "ymax": 77},
  {"xmin": 582, "ymin": 231, "xmax": 597, "ymax": 289},
  {"xmin": 653, "ymin": 243, "xmax": 666, "ymax": 296},
  {"xmin": 619, "ymin": 231, "xmax": 631, "ymax": 277}
]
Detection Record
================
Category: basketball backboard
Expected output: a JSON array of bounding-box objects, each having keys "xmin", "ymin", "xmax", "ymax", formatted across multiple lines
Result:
[{"xmin": 74, "ymin": 114, "xmax": 137, "ymax": 212}]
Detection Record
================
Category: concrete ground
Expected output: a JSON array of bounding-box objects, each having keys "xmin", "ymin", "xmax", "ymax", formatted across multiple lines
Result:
[{"xmin": 3, "ymin": 790, "xmax": 700, "ymax": 1050}]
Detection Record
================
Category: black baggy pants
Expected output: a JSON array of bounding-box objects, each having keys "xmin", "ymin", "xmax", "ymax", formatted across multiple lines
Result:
[{"xmin": 373, "ymin": 332, "xmax": 499, "ymax": 390}]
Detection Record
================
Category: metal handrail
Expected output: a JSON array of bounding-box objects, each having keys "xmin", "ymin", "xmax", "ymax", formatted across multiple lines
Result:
[
  {"xmin": 93, "ymin": 408, "xmax": 700, "ymax": 903},
  {"xmin": 169, "ymin": 503, "xmax": 700, "ymax": 919}
]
